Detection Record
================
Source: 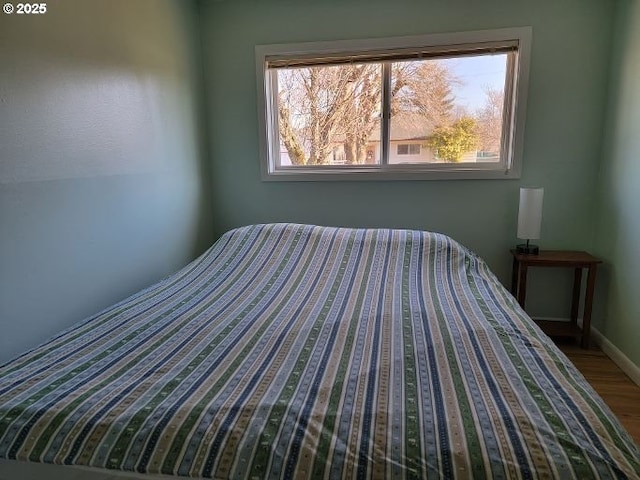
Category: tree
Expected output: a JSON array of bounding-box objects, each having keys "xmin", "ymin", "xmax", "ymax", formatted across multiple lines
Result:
[
  {"xmin": 475, "ymin": 87, "xmax": 504, "ymax": 154},
  {"xmin": 276, "ymin": 60, "xmax": 456, "ymax": 165},
  {"xmin": 391, "ymin": 61, "xmax": 455, "ymax": 126},
  {"xmin": 278, "ymin": 65, "xmax": 365, "ymax": 165},
  {"xmin": 426, "ymin": 116, "xmax": 479, "ymax": 163},
  {"xmin": 336, "ymin": 64, "xmax": 383, "ymax": 164}
]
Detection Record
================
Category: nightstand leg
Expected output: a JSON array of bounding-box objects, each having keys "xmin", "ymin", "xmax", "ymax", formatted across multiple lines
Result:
[
  {"xmin": 511, "ymin": 257, "xmax": 519, "ymax": 295},
  {"xmin": 570, "ymin": 268, "xmax": 582, "ymax": 327},
  {"xmin": 517, "ymin": 264, "xmax": 528, "ymax": 308},
  {"xmin": 581, "ymin": 265, "xmax": 598, "ymax": 349}
]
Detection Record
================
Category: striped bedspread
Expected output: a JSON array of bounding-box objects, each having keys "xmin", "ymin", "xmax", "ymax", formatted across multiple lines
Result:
[{"xmin": 0, "ymin": 224, "xmax": 638, "ymax": 479}]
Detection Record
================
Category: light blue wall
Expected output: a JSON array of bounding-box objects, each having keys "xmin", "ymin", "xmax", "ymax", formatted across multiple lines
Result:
[
  {"xmin": 200, "ymin": 0, "xmax": 614, "ymax": 318},
  {"xmin": 0, "ymin": 0, "xmax": 212, "ymax": 362},
  {"xmin": 592, "ymin": 0, "xmax": 640, "ymax": 366}
]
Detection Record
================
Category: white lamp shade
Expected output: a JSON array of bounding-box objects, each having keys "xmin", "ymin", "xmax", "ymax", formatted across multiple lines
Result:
[{"xmin": 517, "ymin": 187, "xmax": 544, "ymax": 240}]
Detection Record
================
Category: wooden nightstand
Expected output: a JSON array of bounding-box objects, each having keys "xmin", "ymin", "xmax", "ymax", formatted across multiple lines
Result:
[{"xmin": 510, "ymin": 250, "xmax": 601, "ymax": 349}]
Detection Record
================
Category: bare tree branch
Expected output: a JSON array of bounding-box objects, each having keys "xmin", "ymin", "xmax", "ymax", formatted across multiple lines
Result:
[{"xmin": 475, "ymin": 87, "xmax": 503, "ymax": 154}]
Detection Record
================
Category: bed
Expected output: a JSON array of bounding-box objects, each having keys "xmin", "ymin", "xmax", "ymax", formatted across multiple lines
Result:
[{"xmin": 0, "ymin": 223, "xmax": 638, "ymax": 479}]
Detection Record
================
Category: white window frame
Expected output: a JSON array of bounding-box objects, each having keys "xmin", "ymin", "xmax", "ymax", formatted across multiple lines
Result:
[{"xmin": 256, "ymin": 27, "xmax": 532, "ymax": 181}]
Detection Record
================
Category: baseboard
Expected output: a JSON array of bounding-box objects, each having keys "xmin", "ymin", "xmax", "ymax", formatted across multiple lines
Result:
[
  {"xmin": 589, "ymin": 326, "xmax": 640, "ymax": 387},
  {"xmin": 532, "ymin": 316, "xmax": 640, "ymax": 387}
]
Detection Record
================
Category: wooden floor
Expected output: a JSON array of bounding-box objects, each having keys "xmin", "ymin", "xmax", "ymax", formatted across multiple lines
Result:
[{"xmin": 558, "ymin": 340, "xmax": 640, "ymax": 444}]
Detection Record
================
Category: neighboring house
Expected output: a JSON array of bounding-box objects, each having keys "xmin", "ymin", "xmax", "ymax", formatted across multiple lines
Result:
[
  {"xmin": 279, "ymin": 112, "xmax": 486, "ymax": 166},
  {"xmin": 367, "ymin": 113, "xmax": 436, "ymax": 164}
]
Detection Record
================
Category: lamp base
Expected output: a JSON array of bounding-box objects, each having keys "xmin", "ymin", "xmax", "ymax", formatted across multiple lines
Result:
[{"xmin": 516, "ymin": 243, "xmax": 539, "ymax": 255}]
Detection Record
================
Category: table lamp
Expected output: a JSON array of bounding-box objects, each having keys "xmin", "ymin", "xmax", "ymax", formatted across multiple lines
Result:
[{"xmin": 516, "ymin": 187, "xmax": 544, "ymax": 255}]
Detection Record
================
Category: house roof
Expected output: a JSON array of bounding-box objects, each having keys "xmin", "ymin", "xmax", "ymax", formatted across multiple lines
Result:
[{"xmin": 368, "ymin": 113, "xmax": 435, "ymax": 142}]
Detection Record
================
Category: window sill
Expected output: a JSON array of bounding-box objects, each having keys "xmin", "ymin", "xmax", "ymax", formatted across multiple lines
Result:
[{"xmin": 261, "ymin": 165, "xmax": 521, "ymax": 181}]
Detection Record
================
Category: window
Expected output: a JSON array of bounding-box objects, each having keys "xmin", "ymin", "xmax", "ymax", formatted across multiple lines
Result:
[
  {"xmin": 256, "ymin": 27, "xmax": 531, "ymax": 181},
  {"xmin": 397, "ymin": 144, "xmax": 421, "ymax": 156}
]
